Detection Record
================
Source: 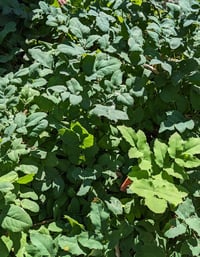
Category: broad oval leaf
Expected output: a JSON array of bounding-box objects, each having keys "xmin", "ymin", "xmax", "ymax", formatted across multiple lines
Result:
[{"xmin": 0, "ymin": 205, "xmax": 32, "ymax": 232}]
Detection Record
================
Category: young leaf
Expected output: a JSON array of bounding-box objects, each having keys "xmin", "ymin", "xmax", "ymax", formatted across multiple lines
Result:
[
  {"xmin": 118, "ymin": 125, "xmax": 136, "ymax": 147},
  {"xmin": 168, "ymin": 133, "xmax": 184, "ymax": 159},
  {"xmin": 154, "ymin": 139, "xmax": 168, "ymax": 168}
]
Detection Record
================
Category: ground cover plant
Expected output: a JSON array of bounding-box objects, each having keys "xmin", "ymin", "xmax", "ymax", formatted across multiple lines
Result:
[{"xmin": 0, "ymin": 0, "xmax": 200, "ymax": 256}]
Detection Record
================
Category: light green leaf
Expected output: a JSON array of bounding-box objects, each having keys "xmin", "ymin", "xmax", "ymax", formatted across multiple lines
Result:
[
  {"xmin": 118, "ymin": 125, "xmax": 136, "ymax": 147},
  {"xmin": 154, "ymin": 139, "xmax": 168, "ymax": 168},
  {"xmin": 88, "ymin": 202, "xmax": 109, "ymax": 231},
  {"xmin": 69, "ymin": 94, "xmax": 82, "ymax": 105},
  {"xmin": 31, "ymin": 78, "xmax": 47, "ymax": 88},
  {"xmin": 145, "ymin": 196, "xmax": 167, "ymax": 213},
  {"xmin": 168, "ymin": 133, "xmax": 184, "ymax": 159},
  {"xmin": 58, "ymin": 236, "xmax": 85, "ymax": 255},
  {"xmin": 175, "ymin": 156, "xmax": 200, "ymax": 168},
  {"xmin": 0, "ymin": 171, "xmax": 18, "ymax": 182},
  {"xmin": 28, "ymin": 48, "xmax": 53, "ymax": 69},
  {"xmin": 139, "ymin": 159, "xmax": 152, "ymax": 171},
  {"xmin": 16, "ymin": 165, "xmax": 38, "ymax": 175},
  {"xmin": 105, "ymin": 197, "xmax": 123, "ymax": 215},
  {"xmin": 0, "ymin": 182, "xmax": 14, "ymax": 193},
  {"xmin": 77, "ymin": 232, "xmax": 103, "ymax": 250},
  {"xmin": 90, "ymin": 105, "xmax": 128, "ymax": 122},
  {"xmin": 169, "ymin": 37, "xmax": 182, "ymax": 49},
  {"xmin": 57, "ymin": 44, "xmax": 85, "ymax": 56},
  {"xmin": 164, "ymin": 163, "xmax": 187, "ymax": 180},
  {"xmin": 21, "ymin": 199, "xmax": 39, "ymax": 213},
  {"xmin": 0, "ymin": 236, "xmax": 12, "ymax": 257},
  {"xmin": 95, "ymin": 55, "xmax": 121, "ymax": 77},
  {"xmin": 117, "ymin": 93, "xmax": 134, "ymax": 106},
  {"xmin": 17, "ymin": 174, "xmax": 35, "ymax": 185},
  {"xmin": 164, "ymin": 222, "xmax": 187, "ymax": 238},
  {"xmin": 175, "ymin": 198, "xmax": 195, "ymax": 220},
  {"xmin": 67, "ymin": 78, "xmax": 83, "ymax": 94},
  {"xmin": 30, "ymin": 232, "xmax": 56, "ymax": 256},
  {"xmin": 71, "ymin": 121, "xmax": 94, "ymax": 149},
  {"xmin": 0, "ymin": 204, "xmax": 32, "ymax": 232},
  {"xmin": 183, "ymin": 137, "xmax": 200, "ymax": 155},
  {"xmin": 69, "ymin": 17, "xmax": 90, "ymax": 38},
  {"xmin": 15, "ymin": 113, "xmax": 26, "ymax": 128},
  {"xmin": 129, "ymin": 176, "xmax": 187, "ymax": 213},
  {"xmin": 26, "ymin": 112, "xmax": 47, "ymax": 128},
  {"xmin": 185, "ymin": 217, "xmax": 200, "ymax": 236},
  {"xmin": 128, "ymin": 147, "xmax": 143, "ymax": 159},
  {"xmin": 64, "ymin": 215, "xmax": 85, "ymax": 230},
  {"xmin": 96, "ymin": 12, "xmax": 110, "ymax": 32}
]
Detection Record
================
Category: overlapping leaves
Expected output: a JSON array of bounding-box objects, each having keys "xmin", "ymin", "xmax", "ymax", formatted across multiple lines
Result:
[{"xmin": 0, "ymin": 0, "xmax": 199, "ymax": 256}]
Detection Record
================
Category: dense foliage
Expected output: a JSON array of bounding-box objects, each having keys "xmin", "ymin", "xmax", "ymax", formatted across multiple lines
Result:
[{"xmin": 0, "ymin": 0, "xmax": 200, "ymax": 256}]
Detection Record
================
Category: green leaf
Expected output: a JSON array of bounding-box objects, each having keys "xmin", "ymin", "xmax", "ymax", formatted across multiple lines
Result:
[
  {"xmin": 69, "ymin": 17, "xmax": 90, "ymax": 39},
  {"xmin": 0, "ymin": 204, "xmax": 32, "ymax": 232},
  {"xmin": 69, "ymin": 94, "xmax": 82, "ymax": 105},
  {"xmin": 128, "ymin": 147, "xmax": 143, "ymax": 159},
  {"xmin": 164, "ymin": 163, "xmax": 187, "ymax": 180},
  {"xmin": 136, "ymin": 130, "xmax": 151, "ymax": 160},
  {"xmin": 169, "ymin": 37, "xmax": 182, "ymax": 49},
  {"xmin": 30, "ymin": 231, "xmax": 56, "ymax": 256},
  {"xmin": 159, "ymin": 110, "xmax": 194, "ymax": 133},
  {"xmin": 0, "ymin": 171, "xmax": 18, "ymax": 183},
  {"xmin": 105, "ymin": 197, "xmax": 123, "ymax": 215},
  {"xmin": 21, "ymin": 199, "xmax": 39, "ymax": 213},
  {"xmin": 67, "ymin": 78, "xmax": 83, "ymax": 94},
  {"xmin": 183, "ymin": 138, "xmax": 200, "ymax": 155},
  {"xmin": 129, "ymin": 176, "xmax": 187, "ymax": 213},
  {"xmin": 185, "ymin": 217, "xmax": 200, "ymax": 236},
  {"xmin": 95, "ymin": 55, "xmax": 121, "ymax": 77},
  {"xmin": 64, "ymin": 215, "xmax": 85, "ymax": 230},
  {"xmin": 176, "ymin": 198, "xmax": 195, "ymax": 219},
  {"xmin": 168, "ymin": 133, "xmax": 184, "ymax": 159},
  {"xmin": 77, "ymin": 232, "xmax": 103, "ymax": 250},
  {"xmin": 26, "ymin": 112, "xmax": 47, "ymax": 128},
  {"xmin": 28, "ymin": 48, "xmax": 53, "ymax": 69},
  {"xmin": 154, "ymin": 139, "xmax": 168, "ymax": 167},
  {"xmin": 58, "ymin": 236, "xmax": 85, "ymax": 255},
  {"xmin": 17, "ymin": 174, "xmax": 35, "ymax": 184},
  {"xmin": 135, "ymin": 243, "xmax": 165, "ymax": 257},
  {"xmin": 117, "ymin": 93, "xmax": 134, "ymax": 106},
  {"xmin": 0, "ymin": 22, "xmax": 16, "ymax": 44},
  {"xmin": 96, "ymin": 12, "xmax": 110, "ymax": 32},
  {"xmin": 0, "ymin": 182, "xmax": 14, "ymax": 193},
  {"xmin": 90, "ymin": 105, "xmax": 128, "ymax": 122},
  {"xmin": 88, "ymin": 202, "xmax": 109, "ymax": 231},
  {"xmin": 57, "ymin": 44, "xmax": 85, "ymax": 56},
  {"xmin": 175, "ymin": 156, "xmax": 200, "ymax": 168},
  {"xmin": 0, "ymin": 236, "xmax": 12, "ymax": 257},
  {"xmin": 145, "ymin": 196, "xmax": 167, "ymax": 213},
  {"xmin": 118, "ymin": 125, "xmax": 136, "ymax": 146},
  {"xmin": 71, "ymin": 121, "xmax": 94, "ymax": 149},
  {"xmin": 164, "ymin": 222, "xmax": 187, "ymax": 238},
  {"xmin": 15, "ymin": 112, "xmax": 26, "ymax": 128},
  {"xmin": 16, "ymin": 165, "xmax": 38, "ymax": 175}
]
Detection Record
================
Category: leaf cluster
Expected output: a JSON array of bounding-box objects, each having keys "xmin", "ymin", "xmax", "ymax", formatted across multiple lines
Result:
[{"xmin": 0, "ymin": 0, "xmax": 199, "ymax": 256}]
